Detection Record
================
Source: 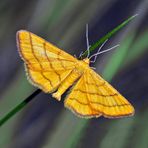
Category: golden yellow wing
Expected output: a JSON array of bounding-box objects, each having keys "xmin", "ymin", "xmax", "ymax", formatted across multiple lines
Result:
[
  {"xmin": 65, "ymin": 69, "xmax": 134, "ymax": 118},
  {"xmin": 17, "ymin": 30, "xmax": 77, "ymax": 93}
]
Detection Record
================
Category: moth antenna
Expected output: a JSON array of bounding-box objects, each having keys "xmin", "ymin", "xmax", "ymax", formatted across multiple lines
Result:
[
  {"xmin": 89, "ymin": 39, "xmax": 108, "ymax": 63},
  {"xmin": 86, "ymin": 24, "xmax": 91, "ymax": 58},
  {"xmin": 90, "ymin": 44, "xmax": 120, "ymax": 63},
  {"xmin": 96, "ymin": 39, "xmax": 108, "ymax": 54},
  {"xmin": 79, "ymin": 51, "xmax": 84, "ymax": 58}
]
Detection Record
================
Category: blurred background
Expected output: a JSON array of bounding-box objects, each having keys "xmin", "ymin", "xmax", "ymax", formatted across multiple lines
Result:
[{"xmin": 0, "ymin": 0, "xmax": 148, "ymax": 148}]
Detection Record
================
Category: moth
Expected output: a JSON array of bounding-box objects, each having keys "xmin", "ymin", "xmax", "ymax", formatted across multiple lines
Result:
[{"xmin": 17, "ymin": 30, "xmax": 134, "ymax": 118}]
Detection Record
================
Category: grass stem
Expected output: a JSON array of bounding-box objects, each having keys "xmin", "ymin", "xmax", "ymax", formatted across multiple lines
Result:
[{"xmin": 0, "ymin": 15, "xmax": 137, "ymax": 127}]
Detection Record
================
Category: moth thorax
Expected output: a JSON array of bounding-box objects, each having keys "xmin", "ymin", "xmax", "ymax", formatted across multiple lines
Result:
[{"xmin": 76, "ymin": 58, "xmax": 90, "ymax": 72}]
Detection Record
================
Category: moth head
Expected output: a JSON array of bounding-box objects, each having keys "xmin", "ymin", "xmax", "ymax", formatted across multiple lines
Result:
[{"xmin": 83, "ymin": 58, "xmax": 90, "ymax": 65}]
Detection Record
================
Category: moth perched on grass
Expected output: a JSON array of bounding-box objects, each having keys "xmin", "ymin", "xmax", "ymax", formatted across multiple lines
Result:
[{"xmin": 17, "ymin": 30, "xmax": 134, "ymax": 118}]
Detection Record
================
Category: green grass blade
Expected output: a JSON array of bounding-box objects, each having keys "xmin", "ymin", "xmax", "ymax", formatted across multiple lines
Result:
[
  {"xmin": 0, "ymin": 69, "xmax": 34, "ymax": 147},
  {"xmin": 81, "ymin": 14, "xmax": 138, "ymax": 59},
  {"xmin": 0, "ymin": 89, "xmax": 41, "ymax": 127}
]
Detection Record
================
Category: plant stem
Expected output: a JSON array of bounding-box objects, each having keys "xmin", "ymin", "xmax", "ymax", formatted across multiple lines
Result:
[
  {"xmin": 0, "ymin": 89, "xmax": 41, "ymax": 127},
  {"xmin": 0, "ymin": 15, "xmax": 137, "ymax": 127}
]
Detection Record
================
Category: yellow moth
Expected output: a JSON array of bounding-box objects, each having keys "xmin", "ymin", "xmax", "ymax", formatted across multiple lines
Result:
[{"xmin": 17, "ymin": 30, "xmax": 134, "ymax": 118}]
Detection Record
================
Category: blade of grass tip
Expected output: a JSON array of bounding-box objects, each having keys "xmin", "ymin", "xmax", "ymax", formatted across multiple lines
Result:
[
  {"xmin": 80, "ymin": 14, "xmax": 138, "ymax": 59},
  {"xmin": 0, "ymin": 14, "xmax": 137, "ymax": 128}
]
